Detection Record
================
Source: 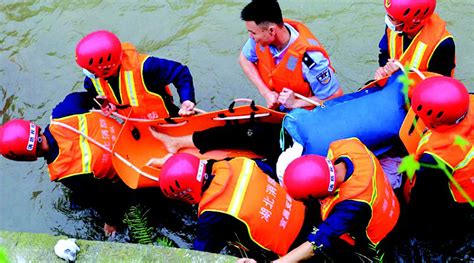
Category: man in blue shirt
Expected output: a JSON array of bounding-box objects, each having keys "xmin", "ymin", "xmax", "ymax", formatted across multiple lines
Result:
[{"xmin": 239, "ymin": 0, "xmax": 342, "ymax": 111}]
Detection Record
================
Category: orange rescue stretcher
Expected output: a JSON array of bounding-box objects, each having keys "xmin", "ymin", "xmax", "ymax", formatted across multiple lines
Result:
[{"xmin": 111, "ymin": 99, "xmax": 284, "ymax": 189}]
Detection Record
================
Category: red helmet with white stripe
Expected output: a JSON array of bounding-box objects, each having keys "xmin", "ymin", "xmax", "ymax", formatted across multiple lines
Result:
[
  {"xmin": 385, "ymin": 0, "xmax": 436, "ymax": 34},
  {"xmin": 75, "ymin": 30, "xmax": 122, "ymax": 78},
  {"xmin": 283, "ymin": 154, "xmax": 337, "ymax": 201},
  {"xmin": 411, "ymin": 76, "xmax": 469, "ymax": 131},
  {"xmin": 0, "ymin": 119, "xmax": 41, "ymax": 161},
  {"xmin": 159, "ymin": 153, "xmax": 207, "ymax": 204}
]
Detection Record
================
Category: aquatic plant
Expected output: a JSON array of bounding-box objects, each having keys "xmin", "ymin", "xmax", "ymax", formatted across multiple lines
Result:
[
  {"xmin": 123, "ymin": 205, "xmax": 154, "ymax": 244},
  {"xmin": 123, "ymin": 205, "xmax": 176, "ymax": 247}
]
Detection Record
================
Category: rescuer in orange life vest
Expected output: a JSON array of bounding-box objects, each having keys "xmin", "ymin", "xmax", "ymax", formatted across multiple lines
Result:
[
  {"xmin": 158, "ymin": 137, "xmax": 400, "ymax": 262},
  {"xmin": 403, "ymin": 76, "xmax": 474, "ymax": 240},
  {"xmin": 239, "ymin": 0, "xmax": 343, "ymax": 111},
  {"xmin": 374, "ymin": 0, "xmax": 455, "ymax": 80},
  {"xmin": 76, "ymin": 30, "xmax": 197, "ymax": 119},
  {"xmin": 0, "ymin": 92, "xmax": 135, "ymax": 236}
]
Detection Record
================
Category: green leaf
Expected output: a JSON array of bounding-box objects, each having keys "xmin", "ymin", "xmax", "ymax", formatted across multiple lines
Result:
[
  {"xmin": 398, "ymin": 155, "xmax": 420, "ymax": 180},
  {"xmin": 0, "ymin": 247, "xmax": 9, "ymax": 263},
  {"xmin": 453, "ymin": 135, "xmax": 469, "ymax": 151},
  {"xmin": 397, "ymin": 72, "xmax": 414, "ymax": 105}
]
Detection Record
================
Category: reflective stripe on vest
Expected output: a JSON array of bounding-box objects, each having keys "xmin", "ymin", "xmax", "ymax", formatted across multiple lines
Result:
[
  {"xmin": 47, "ymin": 112, "xmax": 120, "ymax": 181},
  {"xmin": 387, "ymin": 13, "xmax": 452, "ymax": 73},
  {"xmin": 321, "ymin": 138, "xmax": 399, "ymax": 245},
  {"xmin": 416, "ymin": 132, "xmax": 432, "ymax": 153},
  {"xmin": 78, "ymin": 114, "xmax": 93, "ymax": 174},
  {"xmin": 91, "ymin": 78, "xmax": 106, "ymax": 98},
  {"xmin": 410, "ymin": 42, "xmax": 428, "ymax": 69},
  {"xmin": 414, "ymin": 100, "xmax": 474, "ymax": 204},
  {"xmin": 228, "ymin": 159, "xmax": 254, "ymax": 216},
  {"xmin": 388, "ymin": 32, "xmax": 403, "ymax": 58},
  {"xmin": 89, "ymin": 43, "xmax": 171, "ymax": 119},
  {"xmin": 124, "ymin": 71, "xmax": 139, "ymax": 106},
  {"xmin": 455, "ymin": 147, "xmax": 474, "ymax": 170},
  {"xmin": 199, "ymin": 158, "xmax": 306, "ymax": 256}
]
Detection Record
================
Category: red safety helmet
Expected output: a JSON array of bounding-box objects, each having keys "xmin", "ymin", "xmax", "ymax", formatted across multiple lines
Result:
[
  {"xmin": 0, "ymin": 119, "xmax": 41, "ymax": 161},
  {"xmin": 75, "ymin": 30, "xmax": 122, "ymax": 78},
  {"xmin": 159, "ymin": 153, "xmax": 207, "ymax": 204},
  {"xmin": 283, "ymin": 154, "xmax": 337, "ymax": 201},
  {"xmin": 411, "ymin": 76, "xmax": 469, "ymax": 131},
  {"xmin": 385, "ymin": 0, "xmax": 436, "ymax": 35}
]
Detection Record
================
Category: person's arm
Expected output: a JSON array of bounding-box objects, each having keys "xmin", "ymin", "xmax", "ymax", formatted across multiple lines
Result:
[
  {"xmin": 279, "ymin": 51, "xmax": 342, "ymax": 109},
  {"xmin": 374, "ymin": 30, "xmax": 390, "ymax": 80},
  {"xmin": 239, "ymin": 39, "xmax": 279, "ymax": 109},
  {"xmin": 83, "ymin": 77, "xmax": 99, "ymax": 98},
  {"xmin": 193, "ymin": 212, "xmax": 233, "ymax": 253},
  {"xmin": 51, "ymin": 92, "xmax": 98, "ymax": 118},
  {"xmin": 275, "ymin": 200, "xmax": 371, "ymax": 262},
  {"xmin": 427, "ymin": 37, "xmax": 455, "ymax": 77},
  {"xmin": 378, "ymin": 30, "xmax": 390, "ymax": 67},
  {"xmin": 409, "ymin": 153, "xmax": 453, "ymax": 215},
  {"xmin": 59, "ymin": 174, "xmax": 134, "ymax": 235},
  {"xmin": 142, "ymin": 56, "xmax": 196, "ymax": 115}
]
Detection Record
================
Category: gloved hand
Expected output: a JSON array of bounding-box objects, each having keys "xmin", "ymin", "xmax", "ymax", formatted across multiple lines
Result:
[{"xmin": 54, "ymin": 238, "xmax": 80, "ymax": 262}]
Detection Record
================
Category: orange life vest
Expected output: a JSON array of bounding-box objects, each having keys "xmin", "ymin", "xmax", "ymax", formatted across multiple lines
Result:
[
  {"xmin": 255, "ymin": 19, "xmax": 333, "ymax": 97},
  {"xmin": 321, "ymin": 138, "xmax": 400, "ymax": 246},
  {"xmin": 386, "ymin": 13, "xmax": 454, "ymax": 76},
  {"xmin": 90, "ymin": 43, "xmax": 172, "ymax": 119},
  {"xmin": 410, "ymin": 98, "xmax": 474, "ymax": 204},
  {"xmin": 47, "ymin": 112, "xmax": 121, "ymax": 181},
  {"xmin": 198, "ymin": 157, "xmax": 306, "ymax": 256}
]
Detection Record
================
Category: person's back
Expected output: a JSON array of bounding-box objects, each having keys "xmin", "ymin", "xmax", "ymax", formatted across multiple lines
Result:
[
  {"xmin": 276, "ymin": 138, "xmax": 399, "ymax": 262},
  {"xmin": 158, "ymin": 153, "xmax": 312, "ymax": 261}
]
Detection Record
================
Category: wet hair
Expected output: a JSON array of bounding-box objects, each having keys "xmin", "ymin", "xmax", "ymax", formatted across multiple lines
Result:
[{"xmin": 240, "ymin": 0, "xmax": 283, "ymax": 26}]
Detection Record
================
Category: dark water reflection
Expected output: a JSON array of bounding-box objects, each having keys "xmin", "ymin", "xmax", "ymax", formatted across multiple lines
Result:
[{"xmin": 1, "ymin": 0, "xmax": 473, "ymax": 261}]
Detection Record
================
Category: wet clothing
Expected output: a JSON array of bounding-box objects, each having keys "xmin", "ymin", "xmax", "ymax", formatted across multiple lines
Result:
[
  {"xmin": 43, "ymin": 92, "xmax": 134, "ymax": 226},
  {"xmin": 242, "ymin": 20, "xmax": 340, "ymax": 105},
  {"xmin": 404, "ymin": 98, "xmax": 474, "ymax": 239},
  {"xmin": 193, "ymin": 158, "xmax": 310, "ymax": 261},
  {"xmin": 84, "ymin": 45, "xmax": 195, "ymax": 117},
  {"xmin": 378, "ymin": 13, "xmax": 455, "ymax": 77},
  {"xmin": 309, "ymin": 138, "xmax": 399, "ymax": 261},
  {"xmin": 405, "ymin": 154, "xmax": 473, "ymax": 240},
  {"xmin": 197, "ymin": 158, "xmax": 306, "ymax": 256},
  {"xmin": 193, "ymin": 138, "xmax": 398, "ymax": 261},
  {"xmin": 48, "ymin": 112, "xmax": 120, "ymax": 181},
  {"xmin": 192, "ymin": 122, "xmax": 288, "ymax": 164}
]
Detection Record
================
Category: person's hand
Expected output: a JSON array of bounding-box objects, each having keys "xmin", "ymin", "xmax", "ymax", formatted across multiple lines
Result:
[
  {"xmin": 384, "ymin": 58, "xmax": 401, "ymax": 75},
  {"xmin": 278, "ymin": 88, "xmax": 296, "ymax": 109},
  {"xmin": 179, "ymin": 100, "xmax": 196, "ymax": 116},
  {"xmin": 97, "ymin": 97, "xmax": 117, "ymax": 117},
  {"xmin": 374, "ymin": 66, "xmax": 389, "ymax": 80},
  {"xmin": 374, "ymin": 59, "xmax": 402, "ymax": 80},
  {"xmin": 263, "ymin": 90, "xmax": 279, "ymax": 109},
  {"xmin": 236, "ymin": 258, "xmax": 257, "ymax": 263},
  {"xmin": 103, "ymin": 223, "xmax": 117, "ymax": 237}
]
